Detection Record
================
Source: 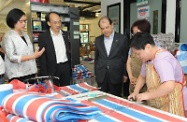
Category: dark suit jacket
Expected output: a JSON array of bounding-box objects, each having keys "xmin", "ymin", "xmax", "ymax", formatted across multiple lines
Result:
[
  {"xmin": 38, "ymin": 30, "xmax": 70, "ymax": 76},
  {"xmin": 94, "ymin": 32, "xmax": 129, "ymax": 84}
]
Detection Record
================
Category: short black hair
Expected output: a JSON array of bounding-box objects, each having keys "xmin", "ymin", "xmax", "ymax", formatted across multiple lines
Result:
[
  {"xmin": 130, "ymin": 32, "xmax": 155, "ymax": 50},
  {"xmin": 98, "ymin": 16, "xmax": 112, "ymax": 27},
  {"xmin": 6, "ymin": 8, "xmax": 25, "ymax": 29},
  {"xmin": 131, "ymin": 19, "xmax": 151, "ymax": 34},
  {"xmin": 45, "ymin": 11, "xmax": 60, "ymax": 23},
  {"xmin": 45, "ymin": 11, "xmax": 60, "ymax": 29}
]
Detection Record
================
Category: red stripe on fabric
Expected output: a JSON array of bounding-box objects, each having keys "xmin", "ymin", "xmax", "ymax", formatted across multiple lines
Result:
[
  {"xmin": 78, "ymin": 83, "xmax": 97, "ymax": 91},
  {"xmin": 42, "ymin": 104, "xmax": 55, "ymax": 122},
  {"xmin": 60, "ymin": 86, "xmax": 79, "ymax": 95},
  {"xmin": 4, "ymin": 93, "xmax": 26, "ymax": 113},
  {"xmin": 106, "ymin": 97, "xmax": 186, "ymax": 122},
  {"xmin": 26, "ymin": 98, "xmax": 51, "ymax": 121},
  {"xmin": 82, "ymin": 100, "xmax": 138, "ymax": 122},
  {"xmin": 52, "ymin": 93, "xmax": 64, "ymax": 99}
]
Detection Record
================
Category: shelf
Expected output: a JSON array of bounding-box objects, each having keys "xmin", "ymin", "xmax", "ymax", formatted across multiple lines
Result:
[
  {"xmin": 31, "ymin": 10, "xmax": 69, "ymax": 16},
  {"xmin": 80, "ymin": 29, "xmax": 90, "ymax": 32},
  {"xmin": 31, "ymin": 2, "xmax": 69, "ymax": 14},
  {"xmin": 33, "ymin": 30, "xmax": 46, "ymax": 33},
  {"xmin": 32, "ymin": 19, "xmax": 46, "ymax": 22},
  {"xmin": 30, "ymin": 2, "xmax": 68, "ymax": 7}
]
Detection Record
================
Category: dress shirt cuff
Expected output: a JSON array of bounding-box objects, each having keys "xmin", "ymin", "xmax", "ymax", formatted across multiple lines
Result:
[{"xmin": 17, "ymin": 55, "xmax": 22, "ymax": 63}]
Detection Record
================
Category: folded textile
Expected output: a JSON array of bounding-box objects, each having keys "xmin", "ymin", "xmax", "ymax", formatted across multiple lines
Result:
[
  {"xmin": 7, "ymin": 114, "xmax": 34, "ymax": 122},
  {"xmin": 10, "ymin": 80, "xmax": 60, "ymax": 93},
  {"xmin": 9, "ymin": 80, "xmax": 98, "ymax": 97},
  {"xmin": 72, "ymin": 64, "xmax": 94, "ymax": 79},
  {"xmin": 0, "ymin": 106, "xmax": 8, "ymax": 122},
  {"xmin": 60, "ymin": 82, "xmax": 98, "ymax": 96},
  {"xmin": 176, "ymin": 51, "xmax": 187, "ymax": 74},
  {"xmin": 2, "ymin": 92, "xmax": 100, "ymax": 122},
  {"xmin": 72, "ymin": 64, "xmax": 88, "ymax": 74}
]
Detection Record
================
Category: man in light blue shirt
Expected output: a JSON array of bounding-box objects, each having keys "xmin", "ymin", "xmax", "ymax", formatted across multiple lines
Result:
[{"xmin": 94, "ymin": 16, "xmax": 129, "ymax": 97}]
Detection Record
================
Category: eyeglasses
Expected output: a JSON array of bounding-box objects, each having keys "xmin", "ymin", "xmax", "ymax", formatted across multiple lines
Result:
[{"xmin": 18, "ymin": 19, "xmax": 27, "ymax": 23}]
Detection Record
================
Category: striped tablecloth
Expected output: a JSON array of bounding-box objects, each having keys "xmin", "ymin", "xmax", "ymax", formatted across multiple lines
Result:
[
  {"xmin": 67, "ymin": 90, "xmax": 187, "ymax": 122},
  {"xmin": 2, "ymin": 82, "xmax": 187, "ymax": 122}
]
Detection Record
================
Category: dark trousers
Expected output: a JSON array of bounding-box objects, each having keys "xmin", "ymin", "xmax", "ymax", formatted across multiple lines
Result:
[
  {"xmin": 9, "ymin": 74, "xmax": 36, "ymax": 84},
  {"xmin": 97, "ymin": 71, "xmax": 122, "ymax": 97},
  {"xmin": 53, "ymin": 61, "xmax": 71, "ymax": 87},
  {"xmin": 123, "ymin": 79, "xmax": 130, "ymax": 97}
]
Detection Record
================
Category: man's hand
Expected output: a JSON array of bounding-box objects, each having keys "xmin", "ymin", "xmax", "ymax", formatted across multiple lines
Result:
[{"xmin": 123, "ymin": 76, "xmax": 128, "ymax": 83}]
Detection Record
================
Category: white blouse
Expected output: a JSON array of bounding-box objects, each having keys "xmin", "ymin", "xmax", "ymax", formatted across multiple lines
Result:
[
  {"xmin": 0, "ymin": 56, "xmax": 5, "ymax": 75},
  {"xmin": 2, "ymin": 30, "xmax": 37, "ymax": 79}
]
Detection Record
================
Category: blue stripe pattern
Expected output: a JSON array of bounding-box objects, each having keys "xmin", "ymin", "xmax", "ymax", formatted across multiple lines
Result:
[
  {"xmin": 94, "ymin": 99, "xmax": 163, "ymax": 122},
  {"xmin": 4, "ymin": 93, "xmax": 101, "ymax": 122},
  {"xmin": 69, "ymin": 85, "xmax": 88, "ymax": 93},
  {"xmin": 15, "ymin": 94, "xmax": 38, "ymax": 115},
  {"xmin": 7, "ymin": 114, "xmax": 32, "ymax": 122},
  {"xmin": 92, "ymin": 113, "xmax": 117, "ymax": 122}
]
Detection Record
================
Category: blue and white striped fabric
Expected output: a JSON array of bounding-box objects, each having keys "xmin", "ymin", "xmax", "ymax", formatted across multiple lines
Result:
[
  {"xmin": 81, "ymin": 96, "xmax": 187, "ymax": 122},
  {"xmin": 176, "ymin": 51, "xmax": 187, "ymax": 74},
  {"xmin": 2, "ymin": 92, "xmax": 101, "ymax": 122}
]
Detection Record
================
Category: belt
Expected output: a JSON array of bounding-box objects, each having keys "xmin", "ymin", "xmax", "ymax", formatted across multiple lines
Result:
[
  {"xmin": 0, "ymin": 74, "xmax": 4, "ymax": 78},
  {"xmin": 106, "ymin": 66, "xmax": 110, "ymax": 69},
  {"xmin": 57, "ymin": 61, "xmax": 68, "ymax": 65}
]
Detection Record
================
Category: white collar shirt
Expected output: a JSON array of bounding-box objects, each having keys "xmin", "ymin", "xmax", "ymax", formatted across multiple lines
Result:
[
  {"xmin": 50, "ymin": 29, "xmax": 68, "ymax": 63},
  {"xmin": 104, "ymin": 30, "xmax": 114, "ymax": 56}
]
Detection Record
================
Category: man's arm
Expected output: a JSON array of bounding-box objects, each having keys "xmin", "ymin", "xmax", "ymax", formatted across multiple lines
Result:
[
  {"xmin": 38, "ymin": 34, "xmax": 47, "ymax": 76},
  {"xmin": 122, "ymin": 34, "xmax": 129, "ymax": 77},
  {"xmin": 94, "ymin": 37, "xmax": 99, "ymax": 76}
]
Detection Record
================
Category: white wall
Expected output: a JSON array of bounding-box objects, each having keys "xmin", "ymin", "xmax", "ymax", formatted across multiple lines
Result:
[
  {"xmin": 101, "ymin": 0, "xmax": 124, "ymax": 34},
  {"xmin": 130, "ymin": 0, "xmax": 162, "ymax": 34},
  {"xmin": 166, "ymin": 0, "xmax": 176, "ymax": 35},
  {"xmin": 180, "ymin": 0, "xmax": 187, "ymax": 43},
  {"xmin": 101, "ymin": 0, "xmax": 177, "ymax": 38}
]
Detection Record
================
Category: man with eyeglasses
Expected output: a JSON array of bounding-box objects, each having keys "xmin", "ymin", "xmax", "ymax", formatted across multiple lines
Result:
[{"xmin": 38, "ymin": 12, "xmax": 71, "ymax": 87}]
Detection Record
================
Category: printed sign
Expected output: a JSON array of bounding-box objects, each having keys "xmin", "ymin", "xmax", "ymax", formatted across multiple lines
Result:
[{"xmin": 137, "ymin": 6, "xmax": 150, "ymax": 19}]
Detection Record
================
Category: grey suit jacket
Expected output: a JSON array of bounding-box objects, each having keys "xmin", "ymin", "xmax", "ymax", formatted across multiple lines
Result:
[{"xmin": 94, "ymin": 32, "xmax": 129, "ymax": 84}]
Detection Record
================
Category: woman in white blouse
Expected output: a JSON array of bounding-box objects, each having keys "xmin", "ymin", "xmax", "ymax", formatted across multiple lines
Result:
[{"xmin": 2, "ymin": 8, "xmax": 45, "ymax": 83}]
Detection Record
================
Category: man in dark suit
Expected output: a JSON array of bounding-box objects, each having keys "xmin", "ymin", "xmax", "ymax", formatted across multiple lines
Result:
[
  {"xmin": 94, "ymin": 16, "xmax": 129, "ymax": 97},
  {"xmin": 38, "ymin": 12, "xmax": 71, "ymax": 86}
]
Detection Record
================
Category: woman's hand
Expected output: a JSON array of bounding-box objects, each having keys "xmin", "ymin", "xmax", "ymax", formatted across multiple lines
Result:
[
  {"xmin": 128, "ymin": 92, "xmax": 138, "ymax": 101},
  {"xmin": 33, "ymin": 47, "xmax": 45, "ymax": 58},
  {"xmin": 136, "ymin": 92, "xmax": 150, "ymax": 102}
]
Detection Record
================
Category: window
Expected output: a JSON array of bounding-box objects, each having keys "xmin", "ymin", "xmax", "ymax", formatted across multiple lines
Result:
[{"xmin": 80, "ymin": 24, "xmax": 89, "ymax": 44}]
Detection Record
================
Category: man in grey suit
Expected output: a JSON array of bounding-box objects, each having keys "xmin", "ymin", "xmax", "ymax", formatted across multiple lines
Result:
[{"xmin": 94, "ymin": 16, "xmax": 129, "ymax": 97}]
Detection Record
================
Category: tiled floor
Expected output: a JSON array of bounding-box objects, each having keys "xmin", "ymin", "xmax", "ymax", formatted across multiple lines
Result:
[
  {"xmin": 80, "ymin": 60, "xmax": 130, "ymax": 97},
  {"xmin": 78, "ymin": 60, "xmax": 97, "ymax": 87}
]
